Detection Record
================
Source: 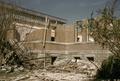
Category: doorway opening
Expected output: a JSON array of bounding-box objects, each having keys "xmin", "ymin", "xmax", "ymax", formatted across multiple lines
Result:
[
  {"xmin": 74, "ymin": 57, "xmax": 81, "ymax": 62},
  {"xmin": 51, "ymin": 56, "xmax": 57, "ymax": 65},
  {"xmin": 87, "ymin": 57, "xmax": 94, "ymax": 62}
]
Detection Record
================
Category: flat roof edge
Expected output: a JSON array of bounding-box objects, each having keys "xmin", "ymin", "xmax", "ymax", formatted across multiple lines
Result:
[{"xmin": 0, "ymin": 1, "xmax": 67, "ymax": 23}]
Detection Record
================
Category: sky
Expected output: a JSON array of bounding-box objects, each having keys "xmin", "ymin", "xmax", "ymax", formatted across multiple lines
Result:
[{"xmin": 2, "ymin": 0, "xmax": 120, "ymax": 23}]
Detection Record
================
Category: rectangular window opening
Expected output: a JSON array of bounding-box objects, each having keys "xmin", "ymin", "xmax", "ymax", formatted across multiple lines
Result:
[
  {"xmin": 51, "ymin": 56, "xmax": 57, "ymax": 65},
  {"xmin": 87, "ymin": 57, "xmax": 94, "ymax": 62},
  {"xmin": 74, "ymin": 57, "xmax": 82, "ymax": 62},
  {"xmin": 51, "ymin": 37, "xmax": 55, "ymax": 41}
]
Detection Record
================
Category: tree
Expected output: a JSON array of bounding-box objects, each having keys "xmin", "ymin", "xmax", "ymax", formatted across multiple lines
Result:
[
  {"xmin": 95, "ymin": 55, "xmax": 120, "ymax": 81},
  {"xmin": 88, "ymin": 0, "xmax": 120, "ymax": 80},
  {"xmin": 90, "ymin": 0, "xmax": 120, "ymax": 57},
  {"xmin": 0, "ymin": 1, "xmax": 33, "ymax": 70}
]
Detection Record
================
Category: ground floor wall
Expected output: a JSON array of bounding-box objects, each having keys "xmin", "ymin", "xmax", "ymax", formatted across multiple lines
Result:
[
  {"xmin": 28, "ymin": 50, "xmax": 110, "ymax": 67},
  {"xmin": 23, "ymin": 42, "xmax": 111, "ymax": 66}
]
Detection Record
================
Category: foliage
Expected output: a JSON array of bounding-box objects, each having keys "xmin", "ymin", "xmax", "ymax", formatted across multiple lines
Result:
[
  {"xmin": 94, "ymin": 55, "xmax": 120, "ymax": 80},
  {"xmin": 0, "ymin": 2, "xmax": 32, "ymax": 69},
  {"xmin": 89, "ymin": 0, "xmax": 120, "ymax": 57},
  {"xmin": 89, "ymin": 0, "xmax": 120, "ymax": 80}
]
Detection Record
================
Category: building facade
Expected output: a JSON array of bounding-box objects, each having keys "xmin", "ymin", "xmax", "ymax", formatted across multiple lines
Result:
[{"xmin": 0, "ymin": 1, "xmax": 111, "ymax": 65}]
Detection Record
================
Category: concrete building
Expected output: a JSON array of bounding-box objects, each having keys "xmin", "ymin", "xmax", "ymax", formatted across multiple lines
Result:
[
  {"xmin": 0, "ymin": 1, "xmax": 111, "ymax": 65},
  {"xmin": 23, "ymin": 18, "xmax": 110, "ymax": 65}
]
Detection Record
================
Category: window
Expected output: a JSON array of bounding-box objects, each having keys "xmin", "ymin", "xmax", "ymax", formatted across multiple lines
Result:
[
  {"xmin": 51, "ymin": 37, "xmax": 55, "ymax": 41},
  {"xmin": 87, "ymin": 57, "xmax": 94, "ymax": 62},
  {"xmin": 74, "ymin": 57, "xmax": 81, "ymax": 62},
  {"xmin": 51, "ymin": 29, "xmax": 55, "ymax": 41},
  {"xmin": 77, "ymin": 35, "xmax": 82, "ymax": 42},
  {"xmin": 77, "ymin": 37, "xmax": 79, "ymax": 42},
  {"xmin": 51, "ymin": 56, "xmax": 57, "ymax": 65}
]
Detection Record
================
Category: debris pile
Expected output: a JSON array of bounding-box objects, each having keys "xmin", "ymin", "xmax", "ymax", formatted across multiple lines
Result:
[
  {"xmin": 12, "ymin": 70, "xmax": 93, "ymax": 81},
  {"xmin": 0, "ymin": 65, "xmax": 24, "ymax": 73},
  {"xmin": 0, "ymin": 39, "xmax": 34, "ymax": 72},
  {"xmin": 47, "ymin": 59, "xmax": 97, "ymax": 77},
  {"xmin": 9, "ymin": 59, "xmax": 97, "ymax": 81}
]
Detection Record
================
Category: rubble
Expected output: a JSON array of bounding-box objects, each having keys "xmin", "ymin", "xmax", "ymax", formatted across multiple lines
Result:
[
  {"xmin": 10, "ymin": 59, "xmax": 97, "ymax": 81},
  {"xmin": 47, "ymin": 58, "xmax": 97, "ymax": 76},
  {"xmin": 0, "ymin": 58, "xmax": 97, "ymax": 81},
  {"xmin": 11, "ymin": 70, "xmax": 94, "ymax": 81},
  {"xmin": 0, "ymin": 65, "xmax": 24, "ymax": 74},
  {"xmin": 13, "ymin": 75, "xmax": 30, "ymax": 81}
]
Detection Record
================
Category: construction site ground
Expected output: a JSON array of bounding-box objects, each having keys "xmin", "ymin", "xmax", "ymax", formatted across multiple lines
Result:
[
  {"xmin": 0, "ymin": 59, "xmax": 97, "ymax": 81},
  {"xmin": 0, "ymin": 69, "xmax": 93, "ymax": 81}
]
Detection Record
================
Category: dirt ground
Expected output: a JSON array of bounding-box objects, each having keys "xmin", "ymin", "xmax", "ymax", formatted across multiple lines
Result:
[
  {"xmin": 9, "ymin": 70, "xmax": 93, "ymax": 81},
  {"xmin": 0, "ymin": 59, "xmax": 97, "ymax": 81}
]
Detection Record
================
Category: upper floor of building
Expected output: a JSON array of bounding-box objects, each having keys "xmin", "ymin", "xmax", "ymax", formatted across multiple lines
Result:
[
  {"xmin": 0, "ymin": 1, "xmax": 96, "ymax": 44},
  {"xmin": 0, "ymin": 1, "xmax": 66, "ymax": 28}
]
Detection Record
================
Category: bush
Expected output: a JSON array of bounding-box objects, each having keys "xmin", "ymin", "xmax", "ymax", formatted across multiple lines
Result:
[{"xmin": 95, "ymin": 55, "xmax": 120, "ymax": 81}]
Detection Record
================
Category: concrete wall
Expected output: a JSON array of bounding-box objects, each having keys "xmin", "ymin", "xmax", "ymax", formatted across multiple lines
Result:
[
  {"xmin": 22, "ymin": 22, "xmax": 111, "ymax": 64},
  {"xmin": 0, "ymin": 3, "xmax": 111, "ymax": 64},
  {"xmin": 65, "ymin": 26, "xmax": 75, "ymax": 43}
]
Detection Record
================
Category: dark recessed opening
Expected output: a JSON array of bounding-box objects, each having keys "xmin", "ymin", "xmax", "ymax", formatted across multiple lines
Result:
[
  {"xmin": 77, "ymin": 37, "xmax": 79, "ymax": 42},
  {"xmin": 87, "ymin": 57, "xmax": 94, "ymax": 62},
  {"xmin": 74, "ymin": 57, "xmax": 81, "ymax": 62},
  {"xmin": 51, "ymin": 56, "xmax": 57, "ymax": 65},
  {"xmin": 51, "ymin": 37, "xmax": 55, "ymax": 41}
]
